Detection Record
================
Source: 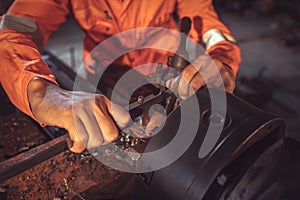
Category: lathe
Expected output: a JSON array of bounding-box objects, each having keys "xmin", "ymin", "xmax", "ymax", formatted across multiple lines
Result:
[{"xmin": 0, "ymin": 17, "xmax": 298, "ymax": 200}]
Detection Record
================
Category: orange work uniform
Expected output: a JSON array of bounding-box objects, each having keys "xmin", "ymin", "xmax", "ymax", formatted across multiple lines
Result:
[{"xmin": 0, "ymin": 0, "xmax": 240, "ymax": 121}]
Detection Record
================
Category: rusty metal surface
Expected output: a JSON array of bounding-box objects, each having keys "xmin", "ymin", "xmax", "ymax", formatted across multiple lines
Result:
[
  {"xmin": 0, "ymin": 146, "xmax": 129, "ymax": 200},
  {"xmin": 0, "ymin": 113, "xmax": 49, "ymax": 162},
  {"xmin": 0, "ymin": 135, "xmax": 68, "ymax": 183}
]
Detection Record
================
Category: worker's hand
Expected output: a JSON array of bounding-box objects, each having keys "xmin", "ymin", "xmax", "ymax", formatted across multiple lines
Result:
[
  {"xmin": 177, "ymin": 55, "xmax": 235, "ymax": 99},
  {"xmin": 27, "ymin": 78, "xmax": 131, "ymax": 153},
  {"xmin": 145, "ymin": 105, "xmax": 167, "ymax": 137}
]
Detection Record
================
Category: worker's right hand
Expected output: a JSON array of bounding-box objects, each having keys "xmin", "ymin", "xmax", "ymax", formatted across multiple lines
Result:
[{"xmin": 27, "ymin": 78, "xmax": 131, "ymax": 153}]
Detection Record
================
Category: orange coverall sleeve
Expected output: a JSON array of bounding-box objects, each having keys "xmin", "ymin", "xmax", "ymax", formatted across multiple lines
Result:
[
  {"xmin": 0, "ymin": 0, "xmax": 71, "ymax": 120},
  {"xmin": 176, "ymin": 0, "xmax": 241, "ymax": 75}
]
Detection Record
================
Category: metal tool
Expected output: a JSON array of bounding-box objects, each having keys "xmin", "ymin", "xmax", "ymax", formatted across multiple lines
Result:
[
  {"xmin": 111, "ymin": 17, "xmax": 193, "ymax": 151},
  {"xmin": 168, "ymin": 16, "xmax": 192, "ymax": 72}
]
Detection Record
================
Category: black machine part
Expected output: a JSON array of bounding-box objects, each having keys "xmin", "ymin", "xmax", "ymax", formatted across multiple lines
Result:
[
  {"xmin": 135, "ymin": 88, "xmax": 285, "ymax": 200},
  {"xmin": 224, "ymin": 137, "xmax": 300, "ymax": 200},
  {"xmin": 168, "ymin": 16, "xmax": 191, "ymax": 72}
]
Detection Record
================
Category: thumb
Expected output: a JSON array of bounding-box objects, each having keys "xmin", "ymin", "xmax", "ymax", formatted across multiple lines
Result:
[
  {"xmin": 178, "ymin": 76, "xmax": 195, "ymax": 100},
  {"xmin": 105, "ymin": 98, "xmax": 131, "ymax": 128},
  {"xmin": 145, "ymin": 104, "xmax": 167, "ymax": 137}
]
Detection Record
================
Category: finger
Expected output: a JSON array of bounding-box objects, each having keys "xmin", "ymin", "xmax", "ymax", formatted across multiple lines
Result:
[
  {"xmin": 68, "ymin": 118, "xmax": 88, "ymax": 153},
  {"xmin": 146, "ymin": 105, "xmax": 167, "ymax": 136},
  {"xmin": 181, "ymin": 63, "xmax": 200, "ymax": 84},
  {"xmin": 180, "ymin": 55, "xmax": 212, "ymax": 83},
  {"xmin": 80, "ymin": 109, "xmax": 104, "ymax": 149},
  {"xmin": 178, "ymin": 75, "xmax": 191, "ymax": 99},
  {"xmin": 104, "ymin": 97, "xmax": 131, "ymax": 128},
  {"xmin": 223, "ymin": 76, "xmax": 235, "ymax": 93},
  {"xmin": 202, "ymin": 61, "xmax": 224, "ymax": 87},
  {"xmin": 219, "ymin": 64, "xmax": 235, "ymax": 93},
  {"xmin": 189, "ymin": 72, "xmax": 206, "ymax": 91},
  {"xmin": 95, "ymin": 98, "xmax": 119, "ymax": 143},
  {"xmin": 145, "ymin": 112, "xmax": 166, "ymax": 137},
  {"xmin": 65, "ymin": 136, "xmax": 73, "ymax": 150},
  {"xmin": 166, "ymin": 78, "xmax": 174, "ymax": 88},
  {"xmin": 178, "ymin": 57, "xmax": 209, "ymax": 99},
  {"xmin": 178, "ymin": 75, "xmax": 198, "ymax": 99}
]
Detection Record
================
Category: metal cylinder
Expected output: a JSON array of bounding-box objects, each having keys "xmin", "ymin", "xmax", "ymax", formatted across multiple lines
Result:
[{"xmin": 135, "ymin": 88, "xmax": 285, "ymax": 200}]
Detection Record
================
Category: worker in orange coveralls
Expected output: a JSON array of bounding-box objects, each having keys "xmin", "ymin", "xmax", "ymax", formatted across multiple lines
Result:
[{"xmin": 0, "ymin": 0, "xmax": 240, "ymax": 153}]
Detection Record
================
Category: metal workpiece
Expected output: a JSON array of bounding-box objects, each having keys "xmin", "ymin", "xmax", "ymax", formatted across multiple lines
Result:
[
  {"xmin": 95, "ymin": 143, "xmax": 142, "ymax": 168},
  {"xmin": 114, "ymin": 127, "xmax": 145, "ymax": 151},
  {"xmin": 155, "ymin": 63, "xmax": 163, "ymax": 85}
]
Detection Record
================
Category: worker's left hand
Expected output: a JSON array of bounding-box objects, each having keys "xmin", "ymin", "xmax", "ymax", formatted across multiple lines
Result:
[{"xmin": 177, "ymin": 55, "xmax": 235, "ymax": 99}]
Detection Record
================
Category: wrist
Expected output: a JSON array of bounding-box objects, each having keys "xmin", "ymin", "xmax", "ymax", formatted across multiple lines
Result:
[
  {"xmin": 207, "ymin": 40, "xmax": 241, "ymax": 77},
  {"xmin": 27, "ymin": 78, "xmax": 65, "ymax": 125},
  {"xmin": 27, "ymin": 78, "xmax": 49, "ymax": 111}
]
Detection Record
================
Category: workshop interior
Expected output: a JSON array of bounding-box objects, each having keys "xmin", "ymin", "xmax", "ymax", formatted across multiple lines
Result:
[{"xmin": 0, "ymin": 0, "xmax": 300, "ymax": 199}]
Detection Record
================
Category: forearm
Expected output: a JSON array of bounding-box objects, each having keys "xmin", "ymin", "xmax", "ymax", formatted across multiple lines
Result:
[
  {"xmin": 0, "ymin": 33, "xmax": 58, "ymax": 120},
  {"xmin": 0, "ymin": 0, "xmax": 71, "ymax": 120},
  {"xmin": 207, "ymin": 41, "xmax": 241, "ymax": 77}
]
